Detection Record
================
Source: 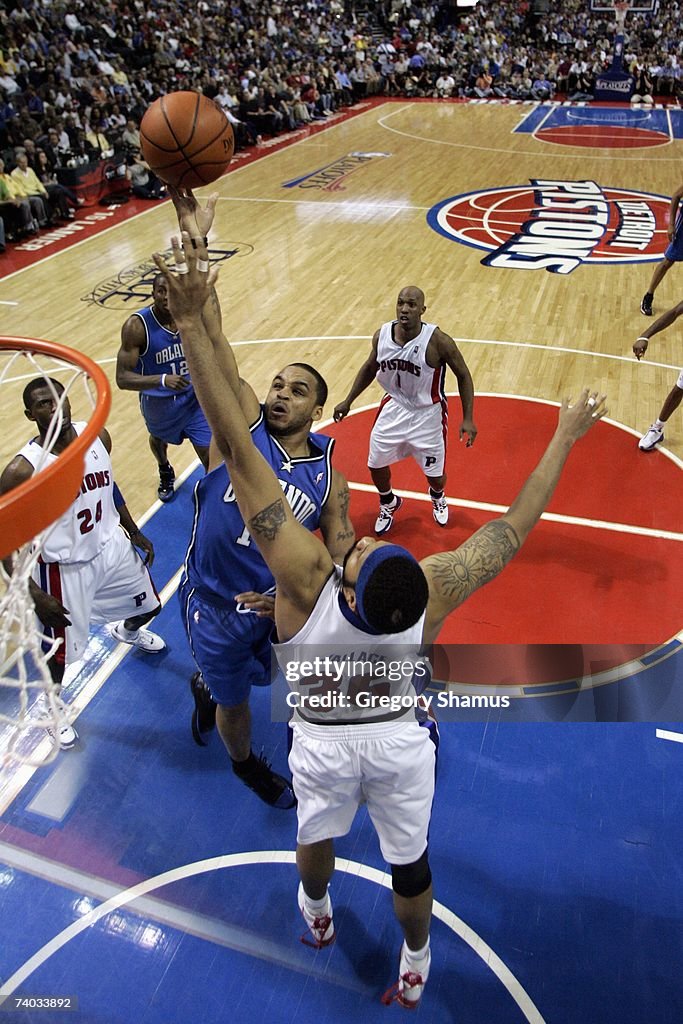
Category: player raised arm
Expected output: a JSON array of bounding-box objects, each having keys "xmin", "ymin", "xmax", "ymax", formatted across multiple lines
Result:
[
  {"xmin": 154, "ymin": 236, "xmax": 334, "ymax": 638},
  {"xmin": 333, "ymin": 330, "xmax": 380, "ymax": 421},
  {"xmin": 633, "ymin": 298, "xmax": 683, "ymax": 360},
  {"xmin": 430, "ymin": 328, "xmax": 477, "ymax": 446},
  {"xmin": 420, "ymin": 391, "xmax": 606, "ymax": 644},
  {"xmin": 167, "ymin": 186, "xmax": 261, "ymax": 422}
]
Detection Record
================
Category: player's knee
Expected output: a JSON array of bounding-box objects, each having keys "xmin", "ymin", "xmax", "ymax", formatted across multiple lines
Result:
[{"xmin": 391, "ymin": 848, "xmax": 432, "ymax": 898}]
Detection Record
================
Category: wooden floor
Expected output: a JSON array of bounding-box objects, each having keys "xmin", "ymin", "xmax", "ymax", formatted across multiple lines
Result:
[{"xmin": 1, "ymin": 99, "xmax": 682, "ymax": 523}]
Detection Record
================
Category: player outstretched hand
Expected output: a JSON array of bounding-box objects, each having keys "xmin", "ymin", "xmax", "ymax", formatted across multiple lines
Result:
[
  {"xmin": 459, "ymin": 418, "xmax": 477, "ymax": 446},
  {"xmin": 558, "ymin": 390, "xmax": 607, "ymax": 441},
  {"xmin": 167, "ymin": 186, "xmax": 218, "ymax": 240},
  {"xmin": 633, "ymin": 336, "xmax": 649, "ymax": 360},
  {"xmin": 153, "ymin": 234, "xmax": 219, "ymax": 322}
]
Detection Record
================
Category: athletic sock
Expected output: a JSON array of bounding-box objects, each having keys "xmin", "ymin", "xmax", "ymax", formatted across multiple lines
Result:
[
  {"xmin": 403, "ymin": 938, "xmax": 430, "ymax": 966},
  {"xmin": 429, "ymin": 488, "xmax": 444, "ymax": 500},
  {"xmin": 654, "ymin": 419, "xmax": 665, "ymax": 429},
  {"xmin": 231, "ymin": 751, "xmax": 259, "ymax": 777},
  {"xmin": 379, "ymin": 489, "xmax": 396, "ymax": 506},
  {"xmin": 302, "ymin": 890, "xmax": 330, "ymax": 914}
]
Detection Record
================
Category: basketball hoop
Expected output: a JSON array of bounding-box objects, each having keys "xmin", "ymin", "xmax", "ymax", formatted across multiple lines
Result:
[{"xmin": 0, "ymin": 337, "xmax": 110, "ymax": 767}]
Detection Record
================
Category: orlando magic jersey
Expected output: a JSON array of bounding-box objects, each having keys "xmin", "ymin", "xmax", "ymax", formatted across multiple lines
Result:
[
  {"xmin": 375, "ymin": 320, "xmax": 443, "ymax": 409},
  {"xmin": 183, "ymin": 409, "xmax": 334, "ymax": 605},
  {"xmin": 133, "ymin": 305, "xmax": 191, "ymax": 399}
]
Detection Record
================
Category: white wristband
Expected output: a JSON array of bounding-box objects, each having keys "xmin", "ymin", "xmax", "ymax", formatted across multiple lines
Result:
[
  {"xmin": 161, "ymin": 374, "xmax": 167, "ymax": 388},
  {"xmin": 636, "ymin": 337, "xmax": 650, "ymax": 343}
]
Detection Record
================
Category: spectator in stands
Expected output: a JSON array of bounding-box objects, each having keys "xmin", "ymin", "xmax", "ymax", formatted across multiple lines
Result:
[
  {"xmin": 532, "ymin": 70, "xmax": 555, "ymax": 100},
  {"xmin": 434, "ymin": 71, "xmax": 456, "ymax": 98},
  {"xmin": 0, "ymin": 156, "xmax": 40, "ymax": 234},
  {"xmin": 35, "ymin": 148, "xmax": 79, "ymax": 219},
  {"xmin": 121, "ymin": 118, "xmax": 141, "ymax": 152},
  {"xmin": 10, "ymin": 150, "xmax": 51, "ymax": 226}
]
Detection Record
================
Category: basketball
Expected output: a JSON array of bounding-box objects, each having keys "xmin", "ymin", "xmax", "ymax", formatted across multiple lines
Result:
[{"xmin": 140, "ymin": 92, "xmax": 234, "ymax": 189}]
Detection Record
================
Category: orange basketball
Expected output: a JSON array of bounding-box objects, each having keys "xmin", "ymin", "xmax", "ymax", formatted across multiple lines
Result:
[{"xmin": 140, "ymin": 91, "xmax": 234, "ymax": 189}]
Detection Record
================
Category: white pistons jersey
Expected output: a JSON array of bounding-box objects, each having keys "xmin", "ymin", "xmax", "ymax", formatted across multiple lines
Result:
[
  {"xmin": 273, "ymin": 566, "xmax": 426, "ymax": 726},
  {"xmin": 18, "ymin": 424, "xmax": 120, "ymax": 563},
  {"xmin": 375, "ymin": 320, "xmax": 444, "ymax": 410}
]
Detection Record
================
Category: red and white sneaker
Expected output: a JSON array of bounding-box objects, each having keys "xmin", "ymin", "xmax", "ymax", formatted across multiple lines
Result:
[
  {"xmin": 298, "ymin": 882, "xmax": 335, "ymax": 948},
  {"xmin": 381, "ymin": 942, "xmax": 431, "ymax": 1009}
]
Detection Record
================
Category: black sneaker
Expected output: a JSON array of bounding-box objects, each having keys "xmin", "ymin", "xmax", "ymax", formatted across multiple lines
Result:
[
  {"xmin": 190, "ymin": 671, "xmax": 217, "ymax": 746},
  {"xmin": 234, "ymin": 751, "xmax": 297, "ymax": 809},
  {"xmin": 640, "ymin": 292, "xmax": 653, "ymax": 316},
  {"xmin": 158, "ymin": 462, "xmax": 175, "ymax": 502}
]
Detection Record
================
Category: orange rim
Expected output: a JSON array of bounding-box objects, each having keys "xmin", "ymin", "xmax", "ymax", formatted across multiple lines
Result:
[{"xmin": 0, "ymin": 337, "xmax": 111, "ymax": 559}]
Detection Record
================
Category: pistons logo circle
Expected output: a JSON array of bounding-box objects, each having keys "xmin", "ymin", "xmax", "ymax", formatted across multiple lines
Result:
[{"xmin": 427, "ymin": 181, "xmax": 671, "ymax": 274}]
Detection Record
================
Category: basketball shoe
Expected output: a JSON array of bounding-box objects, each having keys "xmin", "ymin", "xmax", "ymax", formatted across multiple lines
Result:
[
  {"xmin": 381, "ymin": 941, "xmax": 431, "ymax": 1009},
  {"xmin": 158, "ymin": 462, "xmax": 175, "ymax": 502},
  {"xmin": 431, "ymin": 493, "xmax": 449, "ymax": 526},
  {"xmin": 298, "ymin": 882, "xmax": 335, "ymax": 948},
  {"xmin": 37, "ymin": 694, "xmax": 78, "ymax": 750},
  {"xmin": 375, "ymin": 495, "xmax": 403, "ymax": 534},
  {"xmin": 190, "ymin": 671, "xmax": 217, "ymax": 745},
  {"xmin": 232, "ymin": 751, "xmax": 296, "ymax": 809},
  {"xmin": 640, "ymin": 292, "xmax": 653, "ymax": 316},
  {"xmin": 638, "ymin": 424, "xmax": 664, "ymax": 451},
  {"xmin": 108, "ymin": 622, "xmax": 166, "ymax": 652}
]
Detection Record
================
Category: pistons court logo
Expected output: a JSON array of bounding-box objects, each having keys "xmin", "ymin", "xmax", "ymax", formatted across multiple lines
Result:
[{"xmin": 427, "ymin": 181, "xmax": 671, "ymax": 274}]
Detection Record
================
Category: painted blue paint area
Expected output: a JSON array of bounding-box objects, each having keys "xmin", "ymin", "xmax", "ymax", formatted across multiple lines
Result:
[
  {"xmin": 1, "ymin": 473, "xmax": 682, "ymax": 1023},
  {"xmin": 515, "ymin": 104, "xmax": 683, "ymax": 139}
]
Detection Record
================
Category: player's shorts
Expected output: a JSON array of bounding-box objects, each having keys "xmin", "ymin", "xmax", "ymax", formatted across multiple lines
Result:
[
  {"xmin": 140, "ymin": 388, "xmax": 211, "ymax": 448},
  {"xmin": 368, "ymin": 397, "xmax": 448, "ymax": 477},
  {"xmin": 664, "ymin": 225, "xmax": 683, "ymax": 262},
  {"xmin": 35, "ymin": 526, "xmax": 160, "ymax": 666},
  {"xmin": 677, "ymin": 369, "xmax": 683, "ymax": 389},
  {"xmin": 289, "ymin": 719, "xmax": 436, "ymax": 864},
  {"xmin": 179, "ymin": 579, "xmax": 272, "ymax": 707}
]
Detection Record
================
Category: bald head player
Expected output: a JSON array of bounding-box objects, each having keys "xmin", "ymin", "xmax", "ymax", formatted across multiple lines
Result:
[
  {"xmin": 155, "ymin": 231, "xmax": 606, "ymax": 1010},
  {"xmin": 333, "ymin": 285, "xmax": 477, "ymax": 533}
]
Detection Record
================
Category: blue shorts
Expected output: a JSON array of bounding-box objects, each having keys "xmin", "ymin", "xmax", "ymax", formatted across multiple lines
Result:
[
  {"xmin": 140, "ymin": 389, "xmax": 211, "ymax": 447},
  {"xmin": 179, "ymin": 579, "xmax": 272, "ymax": 707},
  {"xmin": 664, "ymin": 227, "xmax": 683, "ymax": 262}
]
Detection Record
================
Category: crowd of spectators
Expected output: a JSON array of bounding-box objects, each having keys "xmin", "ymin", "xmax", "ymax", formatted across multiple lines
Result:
[{"xmin": 1, "ymin": 0, "xmax": 682, "ymax": 251}]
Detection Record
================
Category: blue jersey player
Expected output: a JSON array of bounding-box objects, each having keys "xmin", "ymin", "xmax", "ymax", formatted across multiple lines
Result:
[
  {"xmin": 168, "ymin": 185, "xmax": 355, "ymax": 809},
  {"xmin": 116, "ymin": 273, "xmax": 212, "ymax": 501},
  {"xmin": 641, "ymin": 181, "xmax": 683, "ymax": 317}
]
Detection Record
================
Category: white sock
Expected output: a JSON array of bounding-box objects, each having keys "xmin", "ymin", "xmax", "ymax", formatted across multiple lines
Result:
[
  {"xmin": 403, "ymin": 938, "xmax": 430, "ymax": 965},
  {"xmin": 654, "ymin": 419, "xmax": 665, "ymax": 429},
  {"xmin": 304, "ymin": 892, "xmax": 330, "ymax": 914}
]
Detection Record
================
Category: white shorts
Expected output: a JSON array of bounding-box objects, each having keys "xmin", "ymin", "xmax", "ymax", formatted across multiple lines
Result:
[
  {"xmin": 368, "ymin": 397, "xmax": 448, "ymax": 477},
  {"xmin": 289, "ymin": 719, "xmax": 436, "ymax": 865},
  {"xmin": 35, "ymin": 527, "xmax": 160, "ymax": 665},
  {"xmin": 677, "ymin": 369, "xmax": 683, "ymax": 389}
]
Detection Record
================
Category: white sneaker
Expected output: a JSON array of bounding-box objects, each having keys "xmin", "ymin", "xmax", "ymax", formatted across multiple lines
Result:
[
  {"xmin": 298, "ymin": 882, "xmax": 335, "ymax": 948},
  {"xmin": 431, "ymin": 493, "xmax": 449, "ymax": 526},
  {"xmin": 37, "ymin": 695, "xmax": 78, "ymax": 749},
  {"xmin": 374, "ymin": 495, "xmax": 402, "ymax": 535},
  {"xmin": 638, "ymin": 425, "xmax": 664, "ymax": 451},
  {"xmin": 108, "ymin": 621, "xmax": 166, "ymax": 652},
  {"xmin": 382, "ymin": 942, "xmax": 431, "ymax": 1008}
]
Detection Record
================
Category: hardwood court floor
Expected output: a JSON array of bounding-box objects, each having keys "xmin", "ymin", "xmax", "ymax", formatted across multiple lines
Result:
[{"xmin": 2, "ymin": 98, "xmax": 682, "ymax": 523}]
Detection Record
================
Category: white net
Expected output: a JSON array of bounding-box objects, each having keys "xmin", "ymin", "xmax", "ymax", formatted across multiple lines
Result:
[{"xmin": 0, "ymin": 347, "xmax": 98, "ymax": 769}]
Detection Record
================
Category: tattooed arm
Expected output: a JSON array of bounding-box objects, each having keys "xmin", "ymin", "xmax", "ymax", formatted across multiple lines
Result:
[
  {"xmin": 319, "ymin": 469, "xmax": 356, "ymax": 563},
  {"xmin": 420, "ymin": 391, "xmax": 607, "ymax": 644}
]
